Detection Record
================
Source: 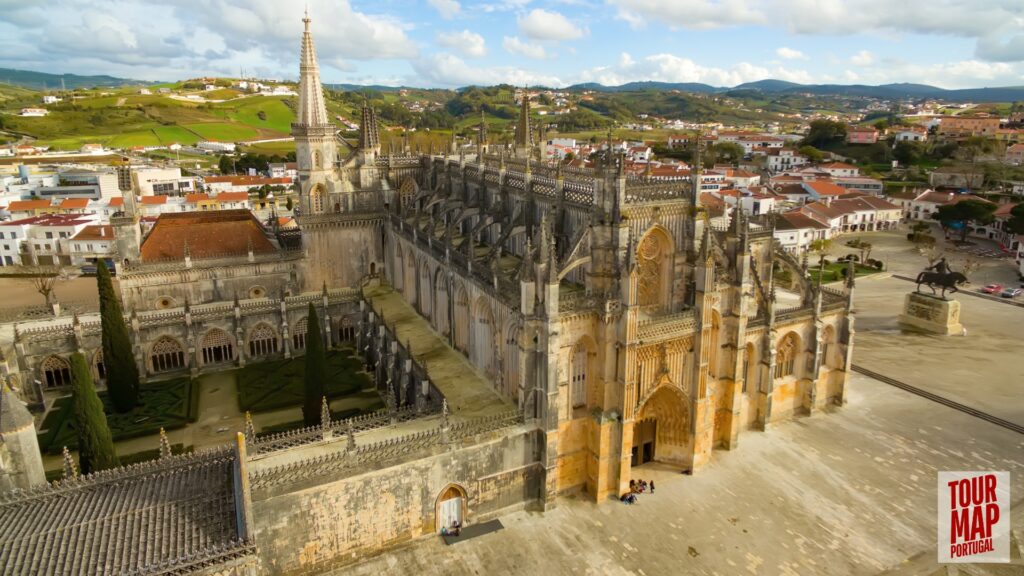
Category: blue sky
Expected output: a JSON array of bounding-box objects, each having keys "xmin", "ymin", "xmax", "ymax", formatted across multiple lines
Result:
[{"xmin": 0, "ymin": 0, "xmax": 1021, "ymax": 89}]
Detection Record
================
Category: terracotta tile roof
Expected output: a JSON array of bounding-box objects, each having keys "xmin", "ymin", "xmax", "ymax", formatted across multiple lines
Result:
[
  {"xmin": 203, "ymin": 176, "xmax": 291, "ymax": 186},
  {"xmin": 803, "ymin": 180, "xmax": 847, "ymax": 197},
  {"xmin": 779, "ymin": 211, "xmax": 830, "ymax": 230},
  {"xmin": 7, "ymin": 199, "xmax": 52, "ymax": 211},
  {"xmin": 185, "ymin": 193, "xmax": 211, "ymax": 203},
  {"xmin": 0, "ymin": 214, "xmax": 92, "ymax": 227},
  {"xmin": 820, "ymin": 162, "xmax": 857, "ymax": 170},
  {"xmin": 140, "ymin": 209, "xmax": 277, "ymax": 262},
  {"xmin": 59, "ymin": 198, "xmax": 90, "ymax": 209},
  {"xmin": 699, "ymin": 192, "xmax": 726, "ymax": 217},
  {"xmin": 72, "ymin": 225, "xmax": 114, "ymax": 241},
  {"xmin": 140, "ymin": 195, "xmax": 168, "ymax": 205},
  {"xmin": 801, "ymin": 201, "xmax": 845, "ymax": 220},
  {"xmin": 107, "ymin": 197, "xmax": 124, "ymax": 207},
  {"xmin": 215, "ymin": 192, "xmax": 250, "ymax": 202}
]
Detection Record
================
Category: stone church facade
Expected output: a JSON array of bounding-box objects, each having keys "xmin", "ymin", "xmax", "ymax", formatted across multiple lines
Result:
[{"xmin": 0, "ymin": 14, "xmax": 854, "ymax": 575}]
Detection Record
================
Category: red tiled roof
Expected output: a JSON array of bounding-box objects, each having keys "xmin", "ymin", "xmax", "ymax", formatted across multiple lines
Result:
[
  {"xmin": 0, "ymin": 214, "xmax": 92, "ymax": 227},
  {"xmin": 107, "ymin": 197, "xmax": 124, "ymax": 207},
  {"xmin": 7, "ymin": 200, "xmax": 52, "ymax": 211},
  {"xmin": 72, "ymin": 225, "xmax": 114, "ymax": 241},
  {"xmin": 779, "ymin": 211, "xmax": 830, "ymax": 230},
  {"xmin": 804, "ymin": 180, "xmax": 847, "ymax": 197},
  {"xmin": 820, "ymin": 162, "xmax": 857, "ymax": 170},
  {"xmin": 185, "ymin": 193, "xmax": 210, "ymax": 203},
  {"xmin": 139, "ymin": 210, "xmax": 277, "ymax": 262},
  {"xmin": 140, "ymin": 196, "xmax": 168, "ymax": 205},
  {"xmin": 215, "ymin": 192, "xmax": 250, "ymax": 202},
  {"xmin": 203, "ymin": 176, "xmax": 291, "ymax": 186},
  {"xmin": 59, "ymin": 198, "xmax": 90, "ymax": 209}
]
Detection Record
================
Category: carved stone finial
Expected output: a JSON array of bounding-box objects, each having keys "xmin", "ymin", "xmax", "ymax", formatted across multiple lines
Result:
[
  {"xmin": 346, "ymin": 419, "xmax": 356, "ymax": 451},
  {"xmin": 244, "ymin": 411, "xmax": 256, "ymax": 442},
  {"xmin": 320, "ymin": 396, "xmax": 331, "ymax": 429},
  {"xmin": 62, "ymin": 446, "xmax": 78, "ymax": 480},
  {"xmin": 159, "ymin": 427, "xmax": 172, "ymax": 459}
]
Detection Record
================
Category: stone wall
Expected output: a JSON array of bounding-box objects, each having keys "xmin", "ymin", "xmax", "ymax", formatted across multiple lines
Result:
[
  {"xmin": 250, "ymin": 425, "xmax": 543, "ymax": 575},
  {"xmin": 300, "ymin": 219, "xmax": 383, "ymax": 292}
]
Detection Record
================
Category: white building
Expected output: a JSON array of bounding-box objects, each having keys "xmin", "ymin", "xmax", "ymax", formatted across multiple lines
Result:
[
  {"xmin": 20, "ymin": 108, "xmax": 48, "ymax": 117},
  {"xmin": 197, "ymin": 141, "xmax": 236, "ymax": 153},
  {"xmin": 766, "ymin": 149, "xmax": 809, "ymax": 173},
  {"xmin": 133, "ymin": 167, "xmax": 196, "ymax": 197},
  {"xmin": 69, "ymin": 225, "xmax": 116, "ymax": 265},
  {"xmin": 818, "ymin": 162, "xmax": 860, "ymax": 178}
]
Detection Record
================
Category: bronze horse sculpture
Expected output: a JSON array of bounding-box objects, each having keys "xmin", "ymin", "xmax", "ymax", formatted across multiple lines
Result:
[{"xmin": 915, "ymin": 271, "xmax": 967, "ymax": 299}]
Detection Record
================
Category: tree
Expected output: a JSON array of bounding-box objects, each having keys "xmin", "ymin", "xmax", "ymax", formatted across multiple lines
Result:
[
  {"xmin": 798, "ymin": 145, "xmax": 824, "ymax": 163},
  {"xmin": 934, "ymin": 199, "xmax": 997, "ymax": 242},
  {"xmin": 1006, "ymin": 203, "xmax": 1024, "ymax": 234},
  {"xmin": 910, "ymin": 221, "xmax": 932, "ymax": 243},
  {"xmin": 218, "ymin": 155, "xmax": 233, "ymax": 175},
  {"xmin": 70, "ymin": 352, "xmax": 119, "ymax": 474},
  {"xmin": 23, "ymin": 265, "xmax": 67, "ymax": 307},
  {"xmin": 708, "ymin": 142, "xmax": 745, "ymax": 166},
  {"xmin": 302, "ymin": 303, "xmax": 328, "ymax": 427},
  {"xmin": 808, "ymin": 238, "xmax": 832, "ymax": 265},
  {"xmin": 802, "ymin": 120, "xmax": 848, "ymax": 148},
  {"xmin": 97, "ymin": 260, "xmax": 139, "ymax": 412},
  {"xmin": 893, "ymin": 141, "xmax": 922, "ymax": 166}
]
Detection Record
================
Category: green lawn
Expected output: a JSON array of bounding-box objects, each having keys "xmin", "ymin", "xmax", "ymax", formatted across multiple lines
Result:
[
  {"xmin": 37, "ymin": 377, "xmax": 199, "ymax": 455},
  {"xmin": 240, "ymin": 140, "xmax": 296, "ymax": 155},
  {"xmin": 185, "ymin": 122, "xmax": 259, "ymax": 142},
  {"xmin": 225, "ymin": 97, "xmax": 295, "ymax": 134},
  {"xmin": 107, "ymin": 129, "xmax": 162, "ymax": 148},
  {"xmin": 236, "ymin": 348, "xmax": 373, "ymax": 413},
  {"xmin": 153, "ymin": 125, "xmax": 201, "ymax": 145}
]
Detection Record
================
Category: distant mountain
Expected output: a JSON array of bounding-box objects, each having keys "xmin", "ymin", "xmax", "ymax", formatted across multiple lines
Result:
[
  {"xmin": 563, "ymin": 79, "xmax": 1024, "ymax": 102},
  {"xmin": 732, "ymin": 79, "xmax": 802, "ymax": 92},
  {"xmin": 0, "ymin": 67, "xmax": 149, "ymax": 90},
  {"xmin": 567, "ymin": 81, "xmax": 718, "ymax": 93}
]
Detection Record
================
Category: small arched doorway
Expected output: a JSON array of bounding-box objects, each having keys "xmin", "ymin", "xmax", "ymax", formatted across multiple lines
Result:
[{"xmin": 435, "ymin": 484, "xmax": 467, "ymax": 533}]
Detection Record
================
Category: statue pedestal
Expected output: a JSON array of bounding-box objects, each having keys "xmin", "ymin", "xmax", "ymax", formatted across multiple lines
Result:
[{"xmin": 899, "ymin": 292, "xmax": 962, "ymax": 335}]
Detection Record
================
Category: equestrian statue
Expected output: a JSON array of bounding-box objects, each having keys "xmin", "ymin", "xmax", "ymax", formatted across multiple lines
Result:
[{"xmin": 915, "ymin": 257, "xmax": 967, "ymax": 299}]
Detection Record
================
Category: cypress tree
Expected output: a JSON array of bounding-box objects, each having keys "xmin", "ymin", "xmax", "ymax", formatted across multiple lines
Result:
[
  {"xmin": 97, "ymin": 260, "xmax": 139, "ymax": 412},
  {"xmin": 70, "ymin": 352, "xmax": 119, "ymax": 474},
  {"xmin": 303, "ymin": 303, "xmax": 328, "ymax": 427}
]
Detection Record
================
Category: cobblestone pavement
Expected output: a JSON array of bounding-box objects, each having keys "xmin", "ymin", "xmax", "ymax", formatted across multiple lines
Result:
[{"xmin": 332, "ymin": 373, "xmax": 1024, "ymax": 576}]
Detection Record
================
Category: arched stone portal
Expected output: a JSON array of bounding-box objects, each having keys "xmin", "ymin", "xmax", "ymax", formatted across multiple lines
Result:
[
  {"xmin": 453, "ymin": 283, "xmax": 469, "ymax": 353},
  {"xmin": 632, "ymin": 384, "xmax": 691, "ymax": 469},
  {"xmin": 434, "ymin": 484, "xmax": 468, "ymax": 533},
  {"xmin": 635, "ymin": 227, "xmax": 673, "ymax": 309},
  {"xmin": 150, "ymin": 337, "xmax": 185, "ymax": 373},
  {"xmin": 419, "ymin": 262, "xmax": 432, "ymax": 320}
]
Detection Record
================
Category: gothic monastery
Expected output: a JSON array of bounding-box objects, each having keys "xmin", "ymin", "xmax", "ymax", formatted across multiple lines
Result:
[{"xmin": 0, "ymin": 16, "xmax": 855, "ymax": 575}]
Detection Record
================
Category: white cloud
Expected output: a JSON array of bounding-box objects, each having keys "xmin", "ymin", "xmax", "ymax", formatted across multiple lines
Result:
[
  {"xmin": 411, "ymin": 52, "xmax": 563, "ymax": 87},
  {"xmin": 776, "ymin": 47, "xmax": 807, "ymax": 60},
  {"xmin": 437, "ymin": 30, "xmax": 487, "ymax": 57},
  {"xmin": 609, "ymin": 0, "xmax": 1024, "ymax": 63},
  {"xmin": 577, "ymin": 52, "xmax": 813, "ymax": 87},
  {"xmin": 850, "ymin": 50, "xmax": 874, "ymax": 66},
  {"xmin": 503, "ymin": 36, "xmax": 548, "ymax": 59},
  {"xmin": 518, "ymin": 8, "xmax": 585, "ymax": 41},
  {"xmin": 427, "ymin": 0, "xmax": 461, "ymax": 20}
]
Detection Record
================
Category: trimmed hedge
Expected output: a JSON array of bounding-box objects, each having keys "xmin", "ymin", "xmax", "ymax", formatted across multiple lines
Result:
[
  {"xmin": 236, "ymin": 348, "xmax": 371, "ymax": 413},
  {"xmin": 37, "ymin": 377, "xmax": 198, "ymax": 455}
]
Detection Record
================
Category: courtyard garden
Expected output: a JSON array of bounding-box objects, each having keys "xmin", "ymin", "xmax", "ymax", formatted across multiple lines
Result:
[
  {"xmin": 36, "ymin": 376, "xmax": 199, "ymax": 455},
  {"xmin": 236, "ymin": 347, "xmax": 375, "ymax": 414},
  {"xmin": 808, "ymin": 261, "xmax": 882, "ymax": 283}
]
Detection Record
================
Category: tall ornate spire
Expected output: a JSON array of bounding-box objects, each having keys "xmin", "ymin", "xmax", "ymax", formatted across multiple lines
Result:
[
  {"xmin": 359, "ymin": 100, "xmax": 380, "ymax": 150},
  {"xmin": 296, "ymin": 12, "xmax": 329, "ymax": 128},
  {"xmin": 514, "ymin": 88, "xmax": 532, "ymax": 151}
]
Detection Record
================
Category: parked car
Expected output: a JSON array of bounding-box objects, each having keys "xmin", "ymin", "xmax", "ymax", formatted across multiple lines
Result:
[
  {"xmin": 980, "ymin": 283, "xmax": 1003, "ymax": 294},
  {"xmin": 1000, "ymin": 287, "xmax": 1022, "ymax": 298}
]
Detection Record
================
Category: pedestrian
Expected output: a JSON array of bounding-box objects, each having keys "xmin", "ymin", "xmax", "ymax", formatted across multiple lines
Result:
[
  {"xmin": 961, "ymin": 326, "xmax": 967, "ymax": 337},
  {"xmin": 650, "ymin": 480, "xmax": 655, "ymax": 493}
]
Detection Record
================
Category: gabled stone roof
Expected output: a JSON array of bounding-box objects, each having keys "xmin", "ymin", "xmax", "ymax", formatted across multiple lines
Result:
[{"xmin": 0, "ymin": 449, "xmax": 246, "ymax": 575}]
